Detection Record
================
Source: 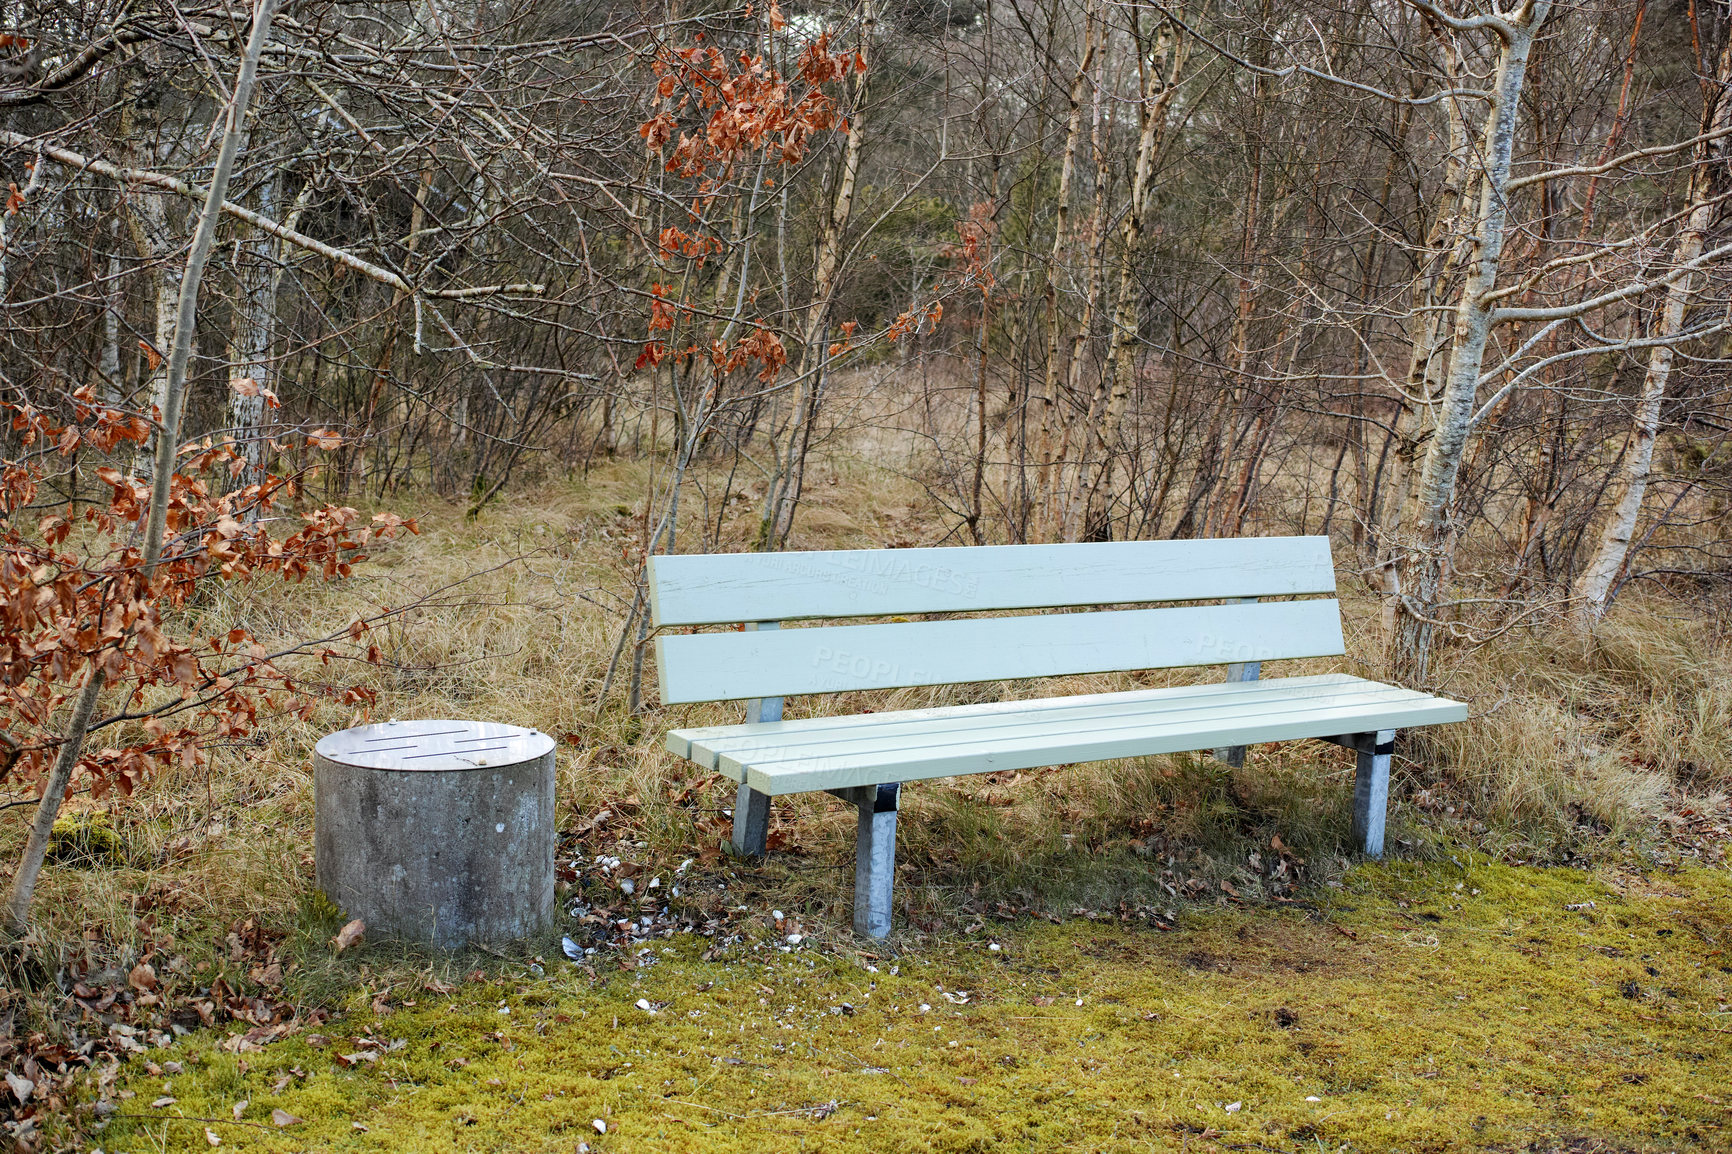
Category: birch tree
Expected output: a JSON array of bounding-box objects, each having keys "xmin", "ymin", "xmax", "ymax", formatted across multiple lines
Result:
[
  {"xmin": 6, "ymin": 0, "xmax": 281, "ymax": 934},
  {"xmin": 1384, "ymin": 1, "xmax": 1556, "ymax": 678},
  {"xmin": 1571, "ymin": 10, "xmax": 1732, "ymax": 623}
]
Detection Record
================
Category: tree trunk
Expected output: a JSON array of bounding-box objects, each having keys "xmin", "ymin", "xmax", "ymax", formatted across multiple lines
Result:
[
  {"xmin": 763, "ymin": 1, "xmax": 874, "ymax": 550},
  {"xmin": 1033, "ymin": 0, "xmax": 1100, "ymax": 540},
  {"xmin": 1391, "ymin": 1, "xmax": 1552, "ymax": 680},
  {"xmin": 1083, "ymin": 11, "xmax": 1185, "ymax": 539},
  {"xmin": 1571, "ymin": 18, "xmax": 1732, "ymax": 624},
  {"xmin": 5, "ymin": 0, "xmax": 281, "ymax": 937}
]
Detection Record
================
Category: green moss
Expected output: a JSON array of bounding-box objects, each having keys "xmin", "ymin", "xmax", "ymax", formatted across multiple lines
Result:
[
  {"xmin": 47, "ymin": 811, "xmax": 132, "ymax": 868},
  {"xmin": 92, "ymin": 861, "xmax": 1732, "ymax": 1152}
]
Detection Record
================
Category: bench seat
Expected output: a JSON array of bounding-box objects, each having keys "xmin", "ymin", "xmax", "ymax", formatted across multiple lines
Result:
[{"xmin": 670, "ymin": 673, "xmax": 1466, "ymax": 797}]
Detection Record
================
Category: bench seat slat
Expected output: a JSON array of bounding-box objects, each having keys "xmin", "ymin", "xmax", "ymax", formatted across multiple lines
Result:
[
  {"xmin": 678, "ymin": 678, "xmax": 1432, "ymax": 766},
  {"xmin": 647, "ymin": 537, "xmax": 1335, "ymax": 626},
  {"xmin": 655, "ymin": 598, "xmax": 1345, "ymax": 704},
  {"xmin": 724, "ymin": 686, "xmax": 1428, "ymax": 772},
  {"xmin": 672, "ymin": 674, "xmax": 1466, "ymax": 796},
  {"xmin": 666, "ymin": 671, "xmax": 1372, "ymax": 756}
]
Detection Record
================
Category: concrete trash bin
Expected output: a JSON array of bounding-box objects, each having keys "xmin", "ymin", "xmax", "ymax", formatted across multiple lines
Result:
[{"xmin": 314, "ymin": 720, "xmax": 556, "ymax": 948}]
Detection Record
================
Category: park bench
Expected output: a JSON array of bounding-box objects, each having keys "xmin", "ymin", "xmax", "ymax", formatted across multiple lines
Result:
[{"xmin": 650, "ymin": 537, "xmax": 1468, "ymax": 938}]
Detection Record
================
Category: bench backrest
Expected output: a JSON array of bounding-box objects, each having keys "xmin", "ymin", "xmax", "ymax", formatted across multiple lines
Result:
[{"xmin": 649, "ymin": 537, "xmax": 1342, "ymax": 704}]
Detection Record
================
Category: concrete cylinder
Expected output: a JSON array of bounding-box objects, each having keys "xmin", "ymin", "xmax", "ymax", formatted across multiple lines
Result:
[{"xmin": 314, "ymin": 720, "xmax": 555, "ymax": 948}]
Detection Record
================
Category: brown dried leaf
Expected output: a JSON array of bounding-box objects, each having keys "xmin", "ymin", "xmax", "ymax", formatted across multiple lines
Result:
[
  {"xmin": 270, "ymin": 1108, "xmax": 302, "ymax": 1127},
  {"xmin": 331, "ymin": 918, "xmax": 365, "ymax": 953}
]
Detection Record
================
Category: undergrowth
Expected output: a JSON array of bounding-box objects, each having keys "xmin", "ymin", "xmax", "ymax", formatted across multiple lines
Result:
[{"xmin": 3, "ymin": 447, "xmax": 1730, "ymax": 1150}]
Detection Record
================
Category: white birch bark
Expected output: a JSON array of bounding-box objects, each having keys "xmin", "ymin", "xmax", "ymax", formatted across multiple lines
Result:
[
  {"xmin": 1570, "ymin": 28, "xmax": 1732, "ymax": 624},
  {"xmin": 1033, "ymin": 1, "xmax": 1100, "ymax": 540},
  {"xmin": 100, "ymin": 221, "xmax": 123, "ymax": 402},
  {"xmin": 1377, "ymin": 15, "xmax": 1477, "ymax": 641},
  {"xmin": 229, "ymin": 173, "xmax": 279, "ymax": 491},
  {"xmin": 1392, "ymin": 0, "xmax": 1552, "ymax": 679},
  {"xmin": 1084, "ymin": 13, "xmax": 1184, "ymax": 537}
]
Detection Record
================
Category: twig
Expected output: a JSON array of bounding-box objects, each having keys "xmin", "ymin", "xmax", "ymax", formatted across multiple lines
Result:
[
  {"xmin": 0, "ymin": 132, "xmax": 545, "ymax": 300},
  {"xmin": 110, "ymin": 1114, "xmax": 281, "ymax": 1130},
  {"xmin": 665, "ymin": 1099, "xmax": 845, "ymax": 1121}
]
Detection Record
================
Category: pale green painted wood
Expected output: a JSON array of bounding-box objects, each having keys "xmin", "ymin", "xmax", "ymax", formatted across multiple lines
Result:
[
  {"xmin": 673, "ymin": 677, "xmax": 1433, "ymax": 770},
  {"xmin": 654, "ymin": 598, "xmax": 1345, "ymax": 704},
  {"xmin": 661, "ymin": 668, "xmax": 1364, "ymax": 752},
  {"xmin": 671, "ymin": 675, "xmax": 1465, "ymax": 795},
  {"xmin": 647, "ymin": 537, "xmax": 1335, "ymax": 626}
]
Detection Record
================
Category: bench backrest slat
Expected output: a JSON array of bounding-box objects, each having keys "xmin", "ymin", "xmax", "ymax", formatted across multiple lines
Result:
[
  {"xmin": 647, "ymin": 537, "xmax": 1334, "ymax": 627},
  {"xmin": 654, "ymin": 598, "xmax": 1345, "ymax": 704}
]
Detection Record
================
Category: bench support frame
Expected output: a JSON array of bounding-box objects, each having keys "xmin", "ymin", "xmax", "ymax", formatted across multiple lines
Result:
[
  {"xmin": 828, "ymin": 784, "xmax": 900, "ymax": 938},
  {"xmin": 1213, "ymin": 597, "xmax": 1261, "ymax": 768},
  {"xmin": 731, "ymin": 622, "xmax": 782, "ymax": 859},
  {"xmin": 1320, "ymin": 729, "xmax": 1397, "ymax": 858}
]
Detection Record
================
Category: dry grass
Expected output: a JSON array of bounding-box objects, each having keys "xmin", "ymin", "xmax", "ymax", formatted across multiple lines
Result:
[
  {"xmin": 10, "ymin": 438, "xmax": 1731, "ymax": 957},
  {"xmin": 6, "ymin": 424, "xmax": 1732, "ymax": 1150}
]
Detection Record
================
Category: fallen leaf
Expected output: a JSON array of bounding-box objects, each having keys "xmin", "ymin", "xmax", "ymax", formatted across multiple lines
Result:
[
  {"xmin": 232, "ymin": 1099, "xmax": 248, "ymax": 1120},
  {"xmin": 128, "ymin": 962, "xmax": 159, "ymax": 992},
  {"xmin": 331, "ymin": 918, "xmax": 365, "ymax": 953},
  {"xmin": 4, "ymin": 1072, "xmax": 32, "ymax": 1102},
  {"xmin": 151, "ymin": 1096, "xmax": 176, "ymax": 1108},
  {"xmin": 271, "ymin": 1108, "xmax": 303, "ymax": 1127}
]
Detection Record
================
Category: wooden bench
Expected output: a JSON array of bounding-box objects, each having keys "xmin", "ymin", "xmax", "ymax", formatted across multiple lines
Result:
[{"xmin": 649, "ymin": 537, "xmax": 1467, "ymax": 938}]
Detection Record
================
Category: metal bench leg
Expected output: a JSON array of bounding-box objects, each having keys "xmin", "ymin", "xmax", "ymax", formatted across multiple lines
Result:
[
  {"xmin": 732, "ymin": 783, "xmax": 771, "ymax": 858},
  {"xmin": 1213, "ymin": 655, "xmax": 1261, "ymax": 768},
  {"xmin": 1214, "ymin": 600, "xmax": 1262, "ymax": 768},
  {"xmin": 853, "ymin": 783, "xmax": 900, "ymax": 939},
  {"xmin": 1351, "ymin": 729, "xmax": 1397, "ymax": 858},
  {"xmin": 733, "ymin": 639, "xmax": 783, "ymax": 860}
]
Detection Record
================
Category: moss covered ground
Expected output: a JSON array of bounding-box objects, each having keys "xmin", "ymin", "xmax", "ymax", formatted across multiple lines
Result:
[{"xmin": 90, "ymin": 858, "xmax": 1732, "ymax": 1153}]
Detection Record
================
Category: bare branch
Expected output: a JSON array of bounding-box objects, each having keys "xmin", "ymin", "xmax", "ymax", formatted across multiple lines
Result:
[{"xmin": 0, "ymin": 132, "xmax": 546, "ymax": 300}]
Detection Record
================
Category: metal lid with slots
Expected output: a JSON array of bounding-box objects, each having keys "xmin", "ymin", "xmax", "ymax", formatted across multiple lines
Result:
[{"xmin": 314, "ymin": 719, "xmax": 555, "ymax": 772}]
